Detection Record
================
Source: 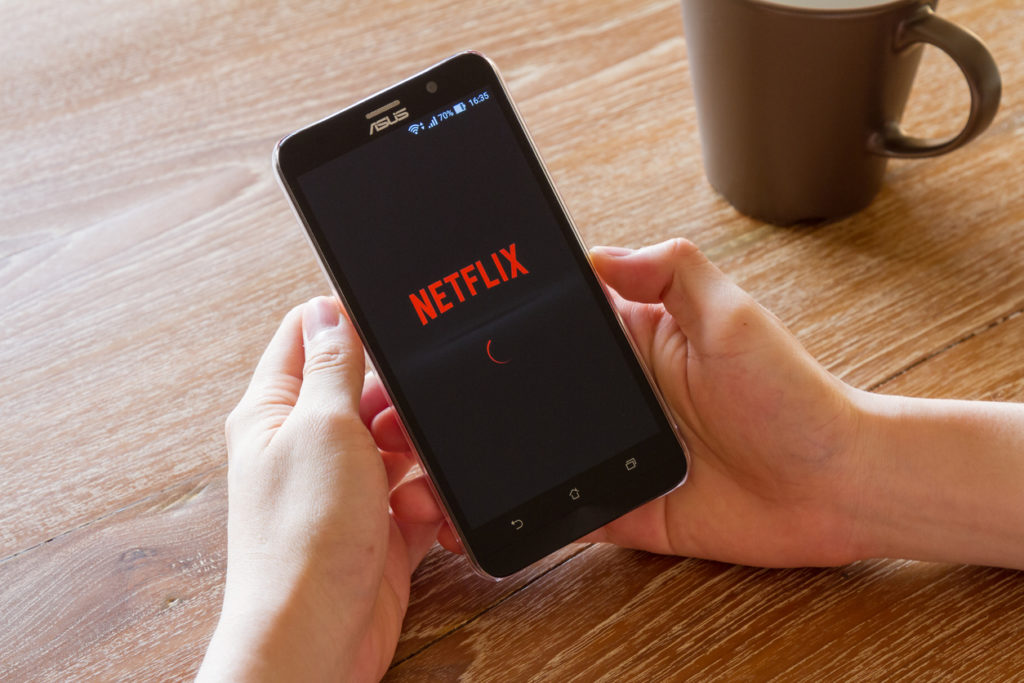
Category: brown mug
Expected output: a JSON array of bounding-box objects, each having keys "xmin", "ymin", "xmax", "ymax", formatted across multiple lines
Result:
[{"xmin": 680, "ymin": 0, "xmax": 1001, "ymax": 225}]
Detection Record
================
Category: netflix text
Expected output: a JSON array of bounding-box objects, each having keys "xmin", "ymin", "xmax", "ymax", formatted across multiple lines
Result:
[{"xmin": 409, "ymin": 243, "xmax": 529, "ymax": 326}]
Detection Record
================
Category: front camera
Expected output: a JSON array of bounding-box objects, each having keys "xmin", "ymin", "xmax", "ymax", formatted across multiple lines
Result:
[{"xmin": 425, "ymin": 81, "xmax": 438, "ymax": 94}]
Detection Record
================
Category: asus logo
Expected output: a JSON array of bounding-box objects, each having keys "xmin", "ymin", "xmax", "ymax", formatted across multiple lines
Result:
[{"xmin": 367, "ymin": 100, "xmax": 409, "ymax": 135}]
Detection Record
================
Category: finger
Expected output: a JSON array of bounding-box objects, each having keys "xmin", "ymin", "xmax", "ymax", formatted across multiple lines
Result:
[
  {"xmin": 359, "ymin": 373, "xmax": 390, "ymax": 429},
  {"xmin": 591, "ymin": 239, "xmax": 741, "ymax": 338},
  {"xmin": 390, "ymin": 476, "xmax": 445, "ymax": 524},
  {"xmin": 371, "ymin": 407, "xmax": 413, "ymax": 453},
  {"xmin": 227, "ymin": 304, "xmax": 306, "ymax": 450},
  {"xmin": 576, "ymin": 527, "xmax": 609, "ymax": 544},
  {"xmin": 396, "ymin": 518, "xmax": 441, "ymax": 574},
  {"xmin": 603, "ymin": 280, "xmax": 669, "ymax": 356},
  {"xmin": 381, "ymin": 450, "xmax": 416, "ymax": 490},
  {"xmin": 437, "ymin": 522, "xmax": 463, "ymax": 555},
  {"xmin": 392, "ymin": 477, "xmax": 464, "ymax": 556},
  {"xmin": 295, "ymin": 296, "xmax": 365, "ymax": 416},
  {"xmin": 244, "ymin": 303, "xmax": 306, "ymax": 398},
  {"xmin": 581, "ymin": 499, "xmax": 677, "ymax": 556},
  {"xmin": 360, "ymin": 371, "xmax": 413, "ymax": 452}
]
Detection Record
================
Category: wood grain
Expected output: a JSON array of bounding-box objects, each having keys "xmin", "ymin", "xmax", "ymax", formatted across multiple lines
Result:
[
  {"xmin": 388, "ymin": 546, "xmax": 1024, "ymax": 681},
  {"xmin": 0, "ymin": 465, "xmax": 585, "ymax": 680},
  {"xmin": 1, "ymin": 0, "xmax": 1022, "ymax": 680},
  {"xmin": 0, "ymin": 471, "xmax": 226, "ymax": 682}
]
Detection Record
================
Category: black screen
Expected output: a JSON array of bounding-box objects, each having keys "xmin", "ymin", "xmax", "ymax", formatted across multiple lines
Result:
[{"xmin": 293, "ymin": 83, "xmax": 664, "ymax": 530}]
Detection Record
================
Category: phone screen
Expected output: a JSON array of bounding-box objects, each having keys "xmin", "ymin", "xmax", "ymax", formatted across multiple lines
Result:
[{"xmin": 276, "ymin": 53, "xmax": 686, "ymax": 577}]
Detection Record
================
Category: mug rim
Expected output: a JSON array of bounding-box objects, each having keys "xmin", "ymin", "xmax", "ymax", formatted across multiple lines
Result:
[{"xmin": 748, "ymin": 0, "xmax": 927, "ymax": 15}]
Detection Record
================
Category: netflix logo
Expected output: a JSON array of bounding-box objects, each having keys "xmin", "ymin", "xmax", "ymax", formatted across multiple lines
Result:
[{"xmin": 409, "ymin": 243, "xmax": 529, "ymax": 326}]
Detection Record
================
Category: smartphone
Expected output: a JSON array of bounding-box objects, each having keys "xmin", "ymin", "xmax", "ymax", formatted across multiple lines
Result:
[{"xmin": 273, "ymin": 52, "xmax": 688, "ymax": 579}]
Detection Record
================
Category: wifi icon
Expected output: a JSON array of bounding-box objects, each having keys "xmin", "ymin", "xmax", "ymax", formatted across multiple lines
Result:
[{"xmin": 408, "ymin": 123, "xmax": 423, "ymax": 135}]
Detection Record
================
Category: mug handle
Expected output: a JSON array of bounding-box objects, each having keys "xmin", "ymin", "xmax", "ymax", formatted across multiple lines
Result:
[{"xmin": 871, "ymin": 6, "xmax": 1001, "ymax": 159}]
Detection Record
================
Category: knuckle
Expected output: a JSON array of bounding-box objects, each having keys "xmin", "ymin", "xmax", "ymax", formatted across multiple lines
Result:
[
  {"xmin": 665, "ymin": 237, "xmax": 703, "ymax": 266},
  {"xmin": 303, "ymin": 400, "xmax": 363, "ymax": 430},
  {"xmin": 304, "ymin": 339, "xmax": 357, "ymax": 377}
]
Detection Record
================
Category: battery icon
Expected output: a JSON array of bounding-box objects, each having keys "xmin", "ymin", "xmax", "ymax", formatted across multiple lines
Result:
[{"xmin": 453, "ymin": 102, "xmax": 467, "ymax": 114}]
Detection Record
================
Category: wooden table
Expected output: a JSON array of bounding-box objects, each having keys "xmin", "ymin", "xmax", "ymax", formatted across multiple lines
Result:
[{"xmin": 3, "ymin": 1, "xmax": 1023, "ymax": 679}]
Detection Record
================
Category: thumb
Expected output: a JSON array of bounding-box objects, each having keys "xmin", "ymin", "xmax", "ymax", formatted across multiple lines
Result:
[
  {"xmin": 296, "ymin": 296, "xmax": 365, "ymax": 415},
  {"xmin": 590, "ymin": 238, "xmax": 740, "ymax": 338}
]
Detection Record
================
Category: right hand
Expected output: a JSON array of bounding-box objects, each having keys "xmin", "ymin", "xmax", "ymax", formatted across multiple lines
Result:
[
  {"xmin": 381, "ymin": 239, "xmax": 870, "ymax": 568},
  {"xmin": 578, "ymin": 239, "xmax": 867, "ymax": 567}
]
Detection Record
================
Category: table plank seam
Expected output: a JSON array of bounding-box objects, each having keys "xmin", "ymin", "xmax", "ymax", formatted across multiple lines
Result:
[{"xmin": 867, "ymin": 306, "xmax": 1024, "ymax": 393}]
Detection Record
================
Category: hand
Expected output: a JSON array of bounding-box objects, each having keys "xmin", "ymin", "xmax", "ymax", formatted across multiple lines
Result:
[
  {"xmin": 581, "ymin": 240, "xmax": 865, "ymax": 567},
  {"xmin": 386, "ymin": 239, "xmax": 865, "ymax": 567},
  {"xmin": 582, "ymin": 240, "xmax": 1024, "ymax": 569},
  {"xmin": 198, "ymin": 297, "xmax": 438, "ymax": 682}
]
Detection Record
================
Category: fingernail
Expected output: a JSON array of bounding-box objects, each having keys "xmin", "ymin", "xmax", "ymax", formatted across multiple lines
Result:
[
  {"xmin": 591, "ymin": 245, "xmax": 634, "ymax": 258},
  {"xmin": 303, "ymin": 296, "xmax": 339, "ymax": 341}
]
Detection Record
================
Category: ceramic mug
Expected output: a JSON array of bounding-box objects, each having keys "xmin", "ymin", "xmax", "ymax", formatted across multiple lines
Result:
[{"xmin": 680, "ymin": 0, "xmax": 1001, "ymax": 225}]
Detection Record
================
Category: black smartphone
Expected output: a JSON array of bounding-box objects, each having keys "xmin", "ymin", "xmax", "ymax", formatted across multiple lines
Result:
[{"xmin": 274, "ymin": 52, "xmax": 688, "ymax": 578}]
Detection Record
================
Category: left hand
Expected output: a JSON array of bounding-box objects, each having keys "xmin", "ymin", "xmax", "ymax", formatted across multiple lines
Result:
[{"xmin": 198, "ymin": 297, "xmax": 438, "ymax": 682}]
